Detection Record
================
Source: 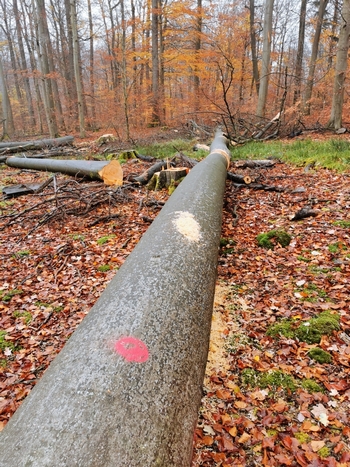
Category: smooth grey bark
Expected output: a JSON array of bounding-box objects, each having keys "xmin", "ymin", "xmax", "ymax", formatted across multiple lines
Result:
[
  {"xmin": 0, "ymin": 58, "xmax": 15, "ymax": 138},
  {"xmin": 70, "ymin": 0, "xmax": 85, "ymax": 137},
  {"xmin": 35, "ymin": 0, "xmax": 58, "ymax": 137},
  {"xmin": 6, "ymin": 157, "xmax": 107, "ymax": 180},
  {"xmin": 303, "ymin": 0, "xmax": 329, "ymax": 114},
  {"xmin": 328, "ymin": 0, "xmax": 350, "ymax": 129},
  {"xmin": 13, "ymin": 0, "xmax": 36, "ymax": 127},
  {"xmin": 120, "ymin": 0, "xmax": 130, "ymax": 140},
  {"xmin": 0, "ymin": 135, "xmax": 74, "ymax": 151},
  {"xmin": 249, "ymin": 0, "xmax": 260, "ymax": 95},
  {"xmin": 293, "ymin": 0, "xmax": 307, "ymax": 104},
  {"xmin": 0, "ymin": 133, "xmax": 230, "ymax": 467},
  {"xmin": 151, "ymin": 0, "xmax": 161, "ymax": 125},
  {"xmin": 256, "ymin": 0, "xmax": 274, "ymax": 118},
  {"xmin": 87, "ymin": 0, "xmax": 96, "ymax": 126}
]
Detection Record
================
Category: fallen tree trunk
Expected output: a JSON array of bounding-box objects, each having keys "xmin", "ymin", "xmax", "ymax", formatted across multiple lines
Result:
[
  {"xmin": 0, "ymin": 131, "xmax": 230, "ymax": 466},
  {"xmin": 0, "ymin": 135, "xmax": 74, "ymax": 154},
  {"xmin": 6, "ymin": 157, "xmax": 108, "ymax": 178},
  {"xmin": 227, "ymin": 172, "xmax": 252, "ymax": 184},
  {"xmin": 6, "ymin": 157, "xmax": 123, "ymax": 186},
  {"xmin": 0, "ymin": 149, "xmax": 78, "ymax": 163}
]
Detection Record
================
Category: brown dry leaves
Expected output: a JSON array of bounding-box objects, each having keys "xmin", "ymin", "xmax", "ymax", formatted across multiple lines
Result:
[{"xmin": 193, "ymin": 161, "xmax": 350, "ymax": 466}]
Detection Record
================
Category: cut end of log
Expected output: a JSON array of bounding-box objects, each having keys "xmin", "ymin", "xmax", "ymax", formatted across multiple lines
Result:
[
  {"xmin": 244, "ymin": 175, "xmax": 252, "ymax": 184},
  {"xmin": 98, "ymin": 160, "xmax": 123, "ymax": 186}
]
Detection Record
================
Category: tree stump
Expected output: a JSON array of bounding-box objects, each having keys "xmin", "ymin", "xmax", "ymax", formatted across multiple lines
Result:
[{"xmin": 147, "ymin": 167, "xmax": 188, "ymax": 190}]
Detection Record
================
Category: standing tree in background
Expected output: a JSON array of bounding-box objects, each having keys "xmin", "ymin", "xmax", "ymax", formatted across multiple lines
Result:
[
  {"xmin": 256, "ymin": 0, "xmax": 274, "ymax": 117},
  {"xmin": 249, "ymin": 0, "xmax": 260, "ymax": 95},
  {"xmin": 328, "ymin": 0, "xmax": 350, "ymax": 129},
  {"xmin": 151, "ymin": 0, "xmax": 161, "ymax": 125},
  {"xmin": 293, "ymin": 0, "xmax": 308, "ymax": 104},
  {"xmin": 0, "ymin": 57, "xmax": 14, "ymax": 138},
  {"xmin": 70, "ymin": 0, "xmax": 85, "ymax": 137},
  {"xmin": 303, "ymin": 0, "xmax": 329, "ymax": 115},
  {"xmin": 35, "ymin": 0, "xmax": 58, "ymax": 137}
]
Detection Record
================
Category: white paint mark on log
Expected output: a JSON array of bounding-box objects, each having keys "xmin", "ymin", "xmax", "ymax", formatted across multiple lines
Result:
[{"xmin": 173, "ymin": 211, "xmax": 202, "ymax": 242}]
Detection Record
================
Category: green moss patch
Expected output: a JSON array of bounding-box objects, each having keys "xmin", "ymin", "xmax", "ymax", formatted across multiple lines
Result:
[
  {"xmin": 308, "ymin": 348, "xmax": 332, "ymax": 364},
  {"xmin": 257, "ymin": 230, "xmax": 291, "ymax": 250},
  {"xmin": 0, "ymin": 289, "xmax": 23, "ymax": 302},
  {"xmin": 241, "ymin": 369, "xmax": 297, "ymax": 392},
  {"xmin": 267, "ymin": 311, "xmax": 340, "ymax": 344},
  {"xmin": 0, "ymin": 331, "xmax": 16, "ymax": 352},
  {"xmin": 301, "ymin": 379, "xmax": 324, "ymax": 393}
]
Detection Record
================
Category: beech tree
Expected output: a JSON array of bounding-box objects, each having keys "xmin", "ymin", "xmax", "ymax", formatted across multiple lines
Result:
[
  {"xmin": 256, "ymin": 0, "xmax": 274, "ymax": 118},
  {"xmin": 328, "ymin": 0, "xmax": 350, "ymax": 129},
  {"xmin": 303, "ymin": 0, "xmax": 329, "ymax": 115}
]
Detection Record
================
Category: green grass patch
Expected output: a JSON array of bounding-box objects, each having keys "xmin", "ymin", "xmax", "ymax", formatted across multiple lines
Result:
[
  {"xmin": 257, "ymin": 230, "xmax": 291, "ymax": 249},
  {"xmin": 230, "ymin": 138, "xmax": 350, "ymax": 171},
  {"xmin": 97, "ymin": 264, "xmax": 111, "ymax": 272},
  {"xmin": 267, "ymin": 311, "xmax": 340, "ymax": 344},
  {"xmin": 297, "ymin": 255, "xmax": 311, "ymax": 263},
  {"xmin": 136, "ymin": 139, "xmax": 206, "ymax": 160},
  {"xmin": 12, "ymin": 250, "xmax": 31, "ymax": 258}
]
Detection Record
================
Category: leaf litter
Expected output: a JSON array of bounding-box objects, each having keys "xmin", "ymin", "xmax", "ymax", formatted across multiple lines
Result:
[{"xmin": 0, "ymin": 153, "xmax": 350, "ymax": 465}]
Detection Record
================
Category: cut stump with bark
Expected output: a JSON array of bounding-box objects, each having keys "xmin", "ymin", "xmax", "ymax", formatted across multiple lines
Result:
[{"xmin": 147, "ymin": 167, "xmax": 188, "ymax": 190}]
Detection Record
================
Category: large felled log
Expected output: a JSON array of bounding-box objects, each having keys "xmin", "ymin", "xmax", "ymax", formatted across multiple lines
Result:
[
  {"xmin": 0, "ymin": 131, "xmax": 230, "ymax": 467},
  {"xmin": 0, "ymin": 135, "xmax": 74, "ymax": 154},
  {"xmin": 6, "ymin": 157, "xmax": 123, "ymax": 186}
]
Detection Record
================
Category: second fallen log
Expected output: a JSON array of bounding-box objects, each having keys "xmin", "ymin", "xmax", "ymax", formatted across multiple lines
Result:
[{"xmin": 5, "ymin": 157, "xmax": 123, "ymax": 186}]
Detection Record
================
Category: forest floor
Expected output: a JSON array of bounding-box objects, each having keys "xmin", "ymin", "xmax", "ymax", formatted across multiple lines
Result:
[{"xmin": 0, "ymin": 132, "xmax": 349, "ymax": 466}]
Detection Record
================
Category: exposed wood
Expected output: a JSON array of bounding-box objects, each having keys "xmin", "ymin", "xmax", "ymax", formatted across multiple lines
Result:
[
  {"xmin": 147, "ymin": 167, "xmax": 188, "ymax": 190},
  {"xmin": 0, "ymin": 136, "xmax": 74, "ymax": 154},
  {"xmin": 227, "ymin": 172, "xmax": 252, "ymax": 184},
  {"xmin": 133, "ymin": 160, "xmax": 169, "ymax": 184}
]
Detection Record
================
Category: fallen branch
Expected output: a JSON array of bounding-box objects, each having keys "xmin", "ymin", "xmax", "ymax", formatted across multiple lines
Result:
[{"xmin": 132, "ymin": 160, "xmax": 170, "ymax": 185}]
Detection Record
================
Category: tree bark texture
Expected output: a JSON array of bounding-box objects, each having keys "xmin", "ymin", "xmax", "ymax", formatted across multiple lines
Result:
[
  {"xmin": 0, "ymin": 132, "xmax": 229, "ymax": 467},
  {"xmin": 328, "ymin": 0, "xmax": 350, "ymax": 129},
  {"xmin": 303, "ymin": 0, "xmax": 329, "ymax": 114},
  {"xmin": 256, "ymin": 0, "xmax": 274, "ymax": 118}
]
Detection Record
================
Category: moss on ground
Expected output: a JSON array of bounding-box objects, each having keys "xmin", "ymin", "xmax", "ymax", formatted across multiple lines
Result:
[
  {"xmin": 308, "ymin": 348, "xmax": 332, "ymax": 364},
  {"xmin": 301, "ymin": 379, "xmax": 324, "ymax": 393},
  {"xmin": 241, "ymin": 369, "xmax": 297, "ymax": 392},
  {"xmin": 257, "ymin": 230, "xmax": 291, "ymax": 249},
  {"xmin": 267, "ymin": 311, "xmax": 340, "ymax": 344}
]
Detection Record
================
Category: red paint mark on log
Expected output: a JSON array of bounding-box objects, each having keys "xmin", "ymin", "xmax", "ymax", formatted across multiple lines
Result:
[{"xmin": 115, "ymin": 337, "xmax": 149, "ymax": 363}]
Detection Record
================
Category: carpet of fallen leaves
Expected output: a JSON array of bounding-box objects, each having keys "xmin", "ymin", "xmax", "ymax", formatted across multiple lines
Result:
[{"xmin": 0, "ymin": 140, "xmax": 350, "ymax": 466}]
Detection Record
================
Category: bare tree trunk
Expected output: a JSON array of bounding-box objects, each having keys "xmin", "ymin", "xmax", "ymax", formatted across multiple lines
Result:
[
  {"xmin": 13, "ymin": 0, "xmax": 36, "ymax": 128},
  {"xmin": 0, "ymin": 58, "xmax": 15, "ymax": 138},
  {"xmin": 35, "ymin": 0, "xmax": 58, "ymax": 137},
  {"xmin": 327, "ymin": 0, "xmax": 340, "ymax": 70},
  {"xmin": 249, "ymin": 0, "xmax": 260, "ymax": 95},
  {"xmin": 151, "ymin": 0, "xmax": 161, "ymax": 125},
  {"xmin": 120, "ymin": 0, "xmax": 130, "ymax": 140},
  {"xmin": 194, "ymin": 0, "xmax": 202, "ymax": 108},
  {"xmin": 70, "ymin": 0, "xmax": 85, "ymax": 137},
  {"xmin": 293, "ymin": 0, "xmax": 307, "ymax": 104},
  {"xmin": 87, "ymin": 0, "xmax": 96, "ymax": 128},
  {"xmin": 303, "ymin": 0, "xmax": 328, "ymax": 115},
  {"xmin": 328, "ymin": 0, "xmax": 350, "ymax": 129},
  {"xmin": 256, "ymin": 0, "xmax": 274, "ymax": 118}
]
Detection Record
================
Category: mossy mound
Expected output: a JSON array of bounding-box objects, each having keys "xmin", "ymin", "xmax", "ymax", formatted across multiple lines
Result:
[
  {"xmin": 257, "ymin": 230, "xmax": 291, "ymax": 250},
  {"xmin": 308, "ymin": 348, "xmax": 332, "ymax": 364},
  {"xmin": 267, "ymin": 311, "xmax": 340, "ymax": 344},
  {"xmin": 295, "ymin": 311, "xmax": 340, "ymax": 344}
]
